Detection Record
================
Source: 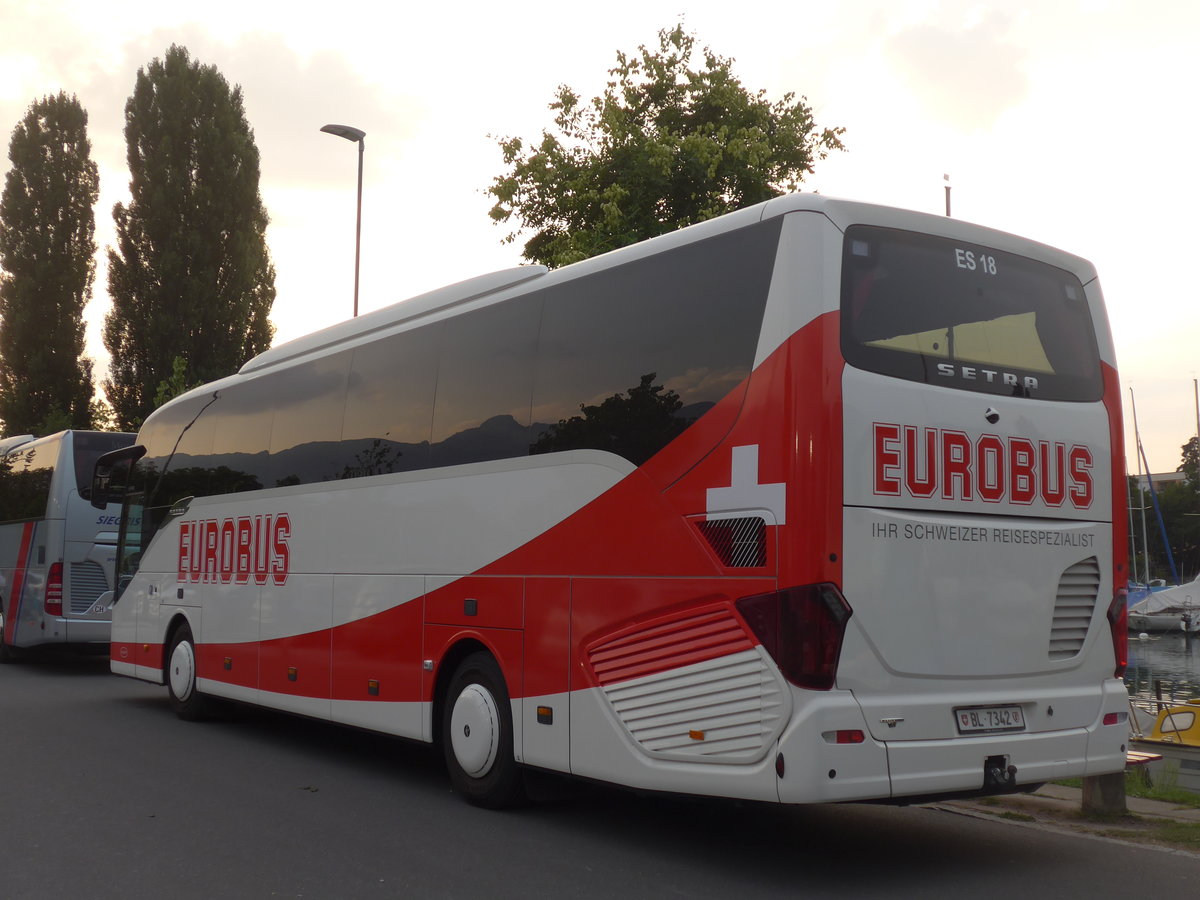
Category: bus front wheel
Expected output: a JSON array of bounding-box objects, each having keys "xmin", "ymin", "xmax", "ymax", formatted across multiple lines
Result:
[
  {"xmin": 166, "ymin": 623, "xmax": 210, "ymax": 721},
  {"xmin": 442, "ymin": 652, "xmax": 525, "ymax": 809}
]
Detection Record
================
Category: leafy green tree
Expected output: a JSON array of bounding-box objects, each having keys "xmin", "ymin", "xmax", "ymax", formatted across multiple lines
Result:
[
  {"xmin": 1130, "ymin": 436, "xmax": 1200, "ymax": 583},
  {"xmin": 0, "ymin": 92, "xmax": 99, "ymax": 435},
  {"xmin": 488, "ymin": 24, "xmax": 845, "ymax": 268},
  {"xmin": 1178, "ymin": 436, "xmax": 1199, "ymax": 486},
  {"xmin": 104, "ymin": 45, "xmax": 276, "ymax": 430},
  {"xmin": 152, "ymin": 355, "xmax": 196, "ymax": 409}
]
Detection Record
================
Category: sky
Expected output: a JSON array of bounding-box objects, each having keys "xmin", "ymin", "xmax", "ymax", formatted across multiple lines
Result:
[{"xmin": 1, "ymin": 0, "xmax": 1197, "ymax": 473}]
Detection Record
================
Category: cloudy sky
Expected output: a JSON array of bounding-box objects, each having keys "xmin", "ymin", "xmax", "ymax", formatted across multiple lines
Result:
[{"xmin": 1, "ymin": 0, "xmax": 1197, "ymax": 472}]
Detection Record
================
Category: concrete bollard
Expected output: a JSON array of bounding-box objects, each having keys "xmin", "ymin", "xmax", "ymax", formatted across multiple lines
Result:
[{"xmin": 1081, "ymin": 772, "xmax": 1127, "ymax": 814}]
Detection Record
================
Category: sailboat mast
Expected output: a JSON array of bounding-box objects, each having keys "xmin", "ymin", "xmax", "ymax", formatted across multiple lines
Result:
[{"xmin": 1130, "ymin": 387, "xmax": 1152, "ymax": 585}]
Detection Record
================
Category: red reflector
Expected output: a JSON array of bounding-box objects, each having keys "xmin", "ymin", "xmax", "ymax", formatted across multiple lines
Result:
[
  {"xmin": 45, "ymin": 562, "xmax": 63, "ymax": 617},
  {"xmin": 835, "ymin": 730, "xmax": 865, "ymax": 744},
  {"xmin": 1103, "ymin": 712, "xmax": 1127, "ymax": 726}
]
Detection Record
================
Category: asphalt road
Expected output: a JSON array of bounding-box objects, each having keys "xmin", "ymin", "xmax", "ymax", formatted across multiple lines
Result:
[{"xmin": 1, "ymin": 650, "xmax": 1196, "ymax": 900}]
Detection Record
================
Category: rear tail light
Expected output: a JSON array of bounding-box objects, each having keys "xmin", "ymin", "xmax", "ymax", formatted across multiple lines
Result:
[
  {"xmin": 736, "ymin": 584, "xmax": 853, "ymax": 690},
  {"xmin": 1106, "ymin": 589, "xmax": 1127, "ymax": 678},
  {"xmin": 45, "ymin": 562, "xmax": 64, "ymax": 617}
]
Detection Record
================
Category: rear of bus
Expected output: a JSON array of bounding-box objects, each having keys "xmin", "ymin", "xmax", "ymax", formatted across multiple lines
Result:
[
  {"xmin": 775, "ymin": 201, "xmax": 1127, "ymax": 801},
  {"xmin": 0, "ymin": 430, "xmax": 135, "ymax": 658}
]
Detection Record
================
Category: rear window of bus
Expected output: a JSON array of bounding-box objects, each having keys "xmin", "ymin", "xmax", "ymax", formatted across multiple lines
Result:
[{"xmin": 840, "ymin": 225, "xmax": 1103, "ymax": 402}]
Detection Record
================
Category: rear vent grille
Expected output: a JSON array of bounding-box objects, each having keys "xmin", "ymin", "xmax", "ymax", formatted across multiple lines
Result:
[
  {"xmin": 599, "ymin": 649, "xmax": 787, "ymax": 764},
  {"xmin": 586, "ymin": 604, "xmax": 788, "ymax": 764},
  {"xmin": 69, "ymin": 560, "xmax": 109, "ymax": 615},
  {"xmin": 1049, "ymin": 556, "xmax": 1100, "ymax": 660},
  {"xmin": 696, "ymin": 516, "xmax": 766, "ymax": 568}
]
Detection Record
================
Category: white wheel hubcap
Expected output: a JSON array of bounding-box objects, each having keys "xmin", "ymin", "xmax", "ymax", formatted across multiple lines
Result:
[
  {"xmin": 169, "ymin": 639, "xmax": 196, "ymax": 702},
  {"xmin": 450, "ymin": 683, "xmax": 500, "ymax": 777}
]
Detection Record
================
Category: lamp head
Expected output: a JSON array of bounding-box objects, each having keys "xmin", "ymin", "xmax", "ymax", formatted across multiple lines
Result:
[{"xmin": 321, "ymin": 123, "xmax": 366, "ymax": 143}]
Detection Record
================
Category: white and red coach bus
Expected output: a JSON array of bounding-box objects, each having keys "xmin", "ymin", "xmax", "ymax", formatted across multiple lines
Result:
[
  {"xmin": 94, "ymin": 194, "xmax": 1129, "ymax": 807},
  {"xmin": 1, "ymin": 430, "xmax": 135, "ymax": 662}
]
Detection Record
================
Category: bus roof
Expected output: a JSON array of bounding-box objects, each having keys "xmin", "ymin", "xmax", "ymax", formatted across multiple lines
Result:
[{"xmin": 232, "ymin": 193, "xmax": 1097, "ymax": 384}]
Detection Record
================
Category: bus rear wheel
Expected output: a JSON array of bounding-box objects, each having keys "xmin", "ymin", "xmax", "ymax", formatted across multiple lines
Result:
[
  {"xmin": 442, "ymin": 652, "xmax": 525, "ymax": 809},
  {"xmin": 166, "ymin": 623, "xmax": 210, "ymax": 721},
  {"xmin": 0, "ymin": 611, "xmax": 20, "ymax": 664},
  {"xmin": 0, "ymin": 639, "xmax": 19, "ymax": 664}
]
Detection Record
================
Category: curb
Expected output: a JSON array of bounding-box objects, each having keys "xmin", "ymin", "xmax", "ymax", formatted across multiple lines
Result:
[{"xmin": 943, "ymin": 783, "xmax": 1200, "ymax": 824}]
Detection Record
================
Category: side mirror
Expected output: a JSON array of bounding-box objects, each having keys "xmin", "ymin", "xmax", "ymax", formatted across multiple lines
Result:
[{"xmin": 91, "ymin": 444, "xmax": 146, "ymax": 510}]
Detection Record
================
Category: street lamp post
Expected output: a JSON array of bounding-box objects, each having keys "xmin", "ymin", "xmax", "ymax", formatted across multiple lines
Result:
[{"xmin": 321, "ymin": 123, "xmax": 366, "ymax": 317}]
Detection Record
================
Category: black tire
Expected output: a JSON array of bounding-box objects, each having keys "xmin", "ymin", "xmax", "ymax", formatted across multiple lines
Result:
[
  {"xmin": 165, "ymin": 623, "xmax": 210, "ymax": 721},
  {"xmin": 0, "ymin": 638, "xmax": 19, "ymax": 664},
  {"xmin": 0, "ymin": 609, "xmax": 21, "ymax": 664},
  {"xmin": 441, "ymin": 651, "xmax": 525, "ymax": 809}
]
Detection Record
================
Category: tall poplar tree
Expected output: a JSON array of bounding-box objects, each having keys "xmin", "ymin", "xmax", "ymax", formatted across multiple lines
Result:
[
  {"xmin": 105, "ymin": 45, "xmax": 276, "ymax": 429},
  {"xmin": 0, "ymin": 92, "xmax": 99, "ymax": 434}
]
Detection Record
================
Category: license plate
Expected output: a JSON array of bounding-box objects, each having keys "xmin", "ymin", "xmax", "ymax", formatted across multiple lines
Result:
[{"xmin": 954, "ymin": 705, "xmax": 1026, "ymax": 734}]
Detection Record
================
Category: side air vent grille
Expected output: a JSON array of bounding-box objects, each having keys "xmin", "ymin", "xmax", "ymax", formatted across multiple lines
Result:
[
  {"xmin": 696, "ymin": 516, "xmax": 766, "ymax": 568},
  {"xmin": 69, "ymin": 560, "xmax": 109, "ymax": 615},
  {"xmin": 600, "ymin": 650, "xmax": 787, "ymax": 763},
  {"xmin": 586, "ymin": 604, "xmax": 788, "ymax": 764},
  {"xmin": 1049, "ymin": 556, "xmax": 1100, "ymax": 660}
]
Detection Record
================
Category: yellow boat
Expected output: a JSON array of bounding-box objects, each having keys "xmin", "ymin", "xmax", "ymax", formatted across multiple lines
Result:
[{"xmin": 1130, "ymin": 699, "xmax": 1200, "ymax": 792}]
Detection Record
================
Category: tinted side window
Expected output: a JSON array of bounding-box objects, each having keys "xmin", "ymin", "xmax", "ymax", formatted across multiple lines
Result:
[
  {"xmin": 531, "ymin": 219, "xmax": 780, "ymax": 465},
  {"xmin": 209, "ymin": 376, "xmax": 275, "ymax": 493},
  {"xmin": 430, "ymin": 295, "xmax": 541, "ymax": 468},
  {"xmin": 141, "ymin": 394, "xmax": 217, "ymax": 507},
  {"xmin": 0, "ymin": 440, "xmax": 57, "ymax": 522},
  {"xmin": 269, "ymin": 352, "xmax": 351, "ymax": 485},
  {"xmin": 342, "ymin": 324, "xmax": 441, "ymax": 477},
  {"xmin": 72, "ymin": 432, "xmax": 135, "ymax": 493}
]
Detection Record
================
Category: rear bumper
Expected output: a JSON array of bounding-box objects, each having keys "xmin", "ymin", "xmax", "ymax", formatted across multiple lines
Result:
[
  {"xmin": 883, "ymin": 726, "xmax": 1124, "ymax": 799},
  {"xmin": 774, "ymin": 680, "xmax": 1128, "ymax": 803},
  {"xmin": 11, "ymin": 615, "xmax": 111, "ymax": 649}
]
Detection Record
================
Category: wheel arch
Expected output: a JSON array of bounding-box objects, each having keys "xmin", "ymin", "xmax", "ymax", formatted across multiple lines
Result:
[
  {"xmin": 162, "ymin": 611, "xmax": 197, "ymax": 673},
  {"xmin": 432, "ymin": 637, "xmax": 492, "ymax": 749}
]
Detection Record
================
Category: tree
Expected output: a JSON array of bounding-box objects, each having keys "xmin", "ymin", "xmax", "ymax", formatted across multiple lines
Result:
[
  {"xmin": 0, "ymin": 92, "xmax": 99, "ymax": 435},
  {"xmin": 1178, "ymin": 435, "xmax": 1199, "ymax": 486},
  {"xmin": 1129, "ymin": 435, "xmax": 1200, "ymax": 584},
  {"xmin": 487, "ymin": 24, "xmax": 845, "ymax": 268},
  {"xmin": 104, "ymin": 45, "xmax": 276, "ymax": 430}
]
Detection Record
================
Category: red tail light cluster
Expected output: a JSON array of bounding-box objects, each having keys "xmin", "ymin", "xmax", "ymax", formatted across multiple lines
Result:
[
  {"xmin": 45, "ymin": 562, "xmax": 64, "ymax": 617},
  {"xmin": 1106, "ymin": 589, "xmax": 1127, "ymax": 678},
  {"xmin": 736, "ymin": 584, "xmax": 853, "ymax": 690}
]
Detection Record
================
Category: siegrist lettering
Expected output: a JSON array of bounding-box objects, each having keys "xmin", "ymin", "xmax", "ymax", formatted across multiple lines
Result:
[
  {"xmin": 177, "ymin": 513, "xmax": 291, "ymax": 586},
  {"xmin": 873, "ymin": 423, "xmax": 1094, "ymax": 509}
]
